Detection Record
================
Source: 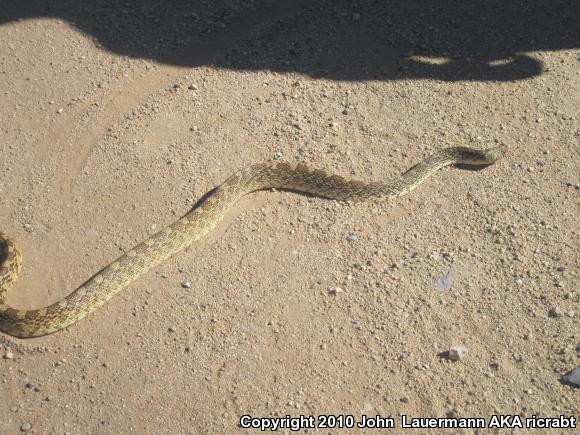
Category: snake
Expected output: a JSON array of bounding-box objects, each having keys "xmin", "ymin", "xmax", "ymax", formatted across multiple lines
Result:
[{"xmin": 0, "ymin": 145, "xmax": 507, "ymax": 338}]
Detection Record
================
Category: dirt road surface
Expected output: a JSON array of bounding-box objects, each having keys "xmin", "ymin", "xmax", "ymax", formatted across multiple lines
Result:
[{"xmin": 1, "ymin": 1, "xmax": 578, "ymax": 433}]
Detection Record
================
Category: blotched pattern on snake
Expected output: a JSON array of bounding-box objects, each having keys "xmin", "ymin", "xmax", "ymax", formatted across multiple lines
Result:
[{"xmin": 0, "ymin": 145, "xmax": 507, "ymax": 338}]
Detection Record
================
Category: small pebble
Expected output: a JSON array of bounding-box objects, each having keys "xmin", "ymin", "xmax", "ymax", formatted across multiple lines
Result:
[
  {"xmin": 346, "ymin": 234, "xmax": 357, "ymax": 242},
  {"xmin": 329, "ymin": 287, "xmax": 344, "ymax": 295},
  {"xmin": 449, "ymin": 345, "xmax": 468, "ymax": 361},
  {"xmin": 548, "ymin": 307, "xmax": 562, "ymax": 318},
  {"xmin": 20, "ymin": 422, "xmax": 31, "ymax": 432},
  {"xmin": 562, "ymin": 367, "xmax": 580, "ymax": 387},
  {"xmin": 3, "ymin": 351, "xmax": 14, "ymax": 359},
  {"xmin": 181, "ymin": 280, "xmax": 191, "ymax": 289},
  {"xmin": 56, "ymin": 108, "xmax": 63, "ymax": 114}
]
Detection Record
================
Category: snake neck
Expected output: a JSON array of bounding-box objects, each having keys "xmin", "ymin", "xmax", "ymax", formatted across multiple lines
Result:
[{"xmin": 398, "ymin": 151, "xmax": 457, "ymax": 196}]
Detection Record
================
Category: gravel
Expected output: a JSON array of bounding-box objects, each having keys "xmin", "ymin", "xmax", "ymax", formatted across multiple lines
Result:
[
  {"xmin": 562, "ymin": 367, "xmax": 580, "ymax": 387},
  {"xmin": 329, "ymin": 287, "xmax": 344, "ymax": 295},
  {"xmin": 448, "ymin": 345, "xmax": 468, "ymax": 361},
  {"xmin": 0, "ymin": 0, "xmax": 578, "ymax": 429},
  {"xmin": 3, "ymin": 351, "xmax": 14, "ymax": 360}
]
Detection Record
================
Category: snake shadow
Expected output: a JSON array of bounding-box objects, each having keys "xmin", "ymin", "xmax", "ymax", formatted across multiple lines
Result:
[{"xmin": 0, "ymin": 0, "xmax": 578, "ymax": 82}]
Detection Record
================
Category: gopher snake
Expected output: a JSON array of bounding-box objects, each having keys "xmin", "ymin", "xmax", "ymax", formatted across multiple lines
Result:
[{"xmin": 0, "ymin": 145, "xmax": 507, "ymax": 338}]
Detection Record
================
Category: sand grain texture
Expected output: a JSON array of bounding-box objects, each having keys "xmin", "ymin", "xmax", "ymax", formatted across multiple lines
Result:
[{"xmin": 1, "ymin": 1, "xmax": 578, "ymax": 433}]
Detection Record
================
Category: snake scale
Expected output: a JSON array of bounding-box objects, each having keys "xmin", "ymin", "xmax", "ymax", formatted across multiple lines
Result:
[{"xmin": 0, "ymin": 145, "xmax": 507, "ymax": 338}]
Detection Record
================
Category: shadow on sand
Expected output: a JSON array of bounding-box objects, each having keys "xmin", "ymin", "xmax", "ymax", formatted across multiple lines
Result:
[{"xmin": 1, "ymin": 0, "xmax": 578, "ymax": 82}]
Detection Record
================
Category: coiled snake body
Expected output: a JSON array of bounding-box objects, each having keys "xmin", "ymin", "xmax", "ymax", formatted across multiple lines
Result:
[{"xmin": 0, "ymin": 145, "xmax": 507, "ymax": 338}]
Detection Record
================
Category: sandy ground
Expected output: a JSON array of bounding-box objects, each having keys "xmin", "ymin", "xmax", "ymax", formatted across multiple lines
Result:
[{"xmin": 1, "ymin": 1, "xmax": 578, "ymax": 434}]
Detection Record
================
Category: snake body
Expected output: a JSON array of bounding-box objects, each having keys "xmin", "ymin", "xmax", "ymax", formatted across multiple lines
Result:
[{"xmin": 0, "ymin": 145, "xmax": 507, "ymax": 338}]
